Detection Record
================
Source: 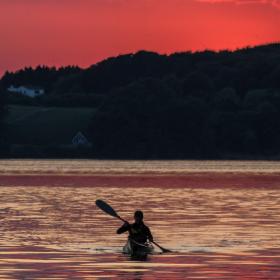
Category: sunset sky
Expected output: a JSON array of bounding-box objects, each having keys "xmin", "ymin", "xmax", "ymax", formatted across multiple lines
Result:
[{"xmin": 0, "ymin": 0, "xmax": 280, "ymax": 76}]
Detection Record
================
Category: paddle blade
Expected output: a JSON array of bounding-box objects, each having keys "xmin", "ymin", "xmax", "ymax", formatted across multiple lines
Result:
[
  {"xmin": 152, "ymin": 241, "xmax": 172, "ymax": 253},
  {"xmin": 96, "ymin": 199, "xmax": 119, "ymax": 218}
]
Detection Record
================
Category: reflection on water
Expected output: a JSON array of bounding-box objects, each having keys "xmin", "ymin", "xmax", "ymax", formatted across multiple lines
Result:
[
  {"xmin": 0, "ymin": 160, "xmax": 280, "ymax": 279},
  {"xmin": 1, "ymin": 159, "xmax": 280, "ymax": 174},
  {"xmin": 3, "ymin": 247, "xmax": 280, "ymax": 280},
  {"xmin": 1, "ymin": 187, "xmax": 280, "ymax": 279}
]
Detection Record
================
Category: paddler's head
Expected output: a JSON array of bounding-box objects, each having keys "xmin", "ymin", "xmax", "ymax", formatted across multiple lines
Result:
[{"xmin": 134, "ymin": 210, "xmax": 144, "ymax": 224}]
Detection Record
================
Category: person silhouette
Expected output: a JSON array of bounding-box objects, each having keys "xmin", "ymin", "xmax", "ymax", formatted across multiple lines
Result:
[{"xmin": 117, "ymin": 210, "xmax": 153, "ymax": 256}]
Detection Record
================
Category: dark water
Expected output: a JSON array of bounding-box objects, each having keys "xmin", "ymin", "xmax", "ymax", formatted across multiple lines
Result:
[{"xmin": 0, "ymin": 160, "xmax": 280, "ymax": 279}]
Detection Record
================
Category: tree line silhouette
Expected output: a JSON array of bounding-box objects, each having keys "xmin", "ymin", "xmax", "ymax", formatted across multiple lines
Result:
[{"xmin": 1, "ymin": 43, "xmax": 280, "ymax": 158}]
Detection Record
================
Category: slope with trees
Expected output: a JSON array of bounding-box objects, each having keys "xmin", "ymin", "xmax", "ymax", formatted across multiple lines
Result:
[{"xmin": 1, "ymin": 43, "xmax": 280, "ymax": 158}]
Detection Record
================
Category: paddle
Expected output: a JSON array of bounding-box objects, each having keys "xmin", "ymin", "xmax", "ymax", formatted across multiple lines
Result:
[
  {"xmin": 95, "ymin": 199, "xmax": 127, "ymax": 223},
  {"xmin": 95, "ymin": 199, "xmax": 171, "ymax": 253}
]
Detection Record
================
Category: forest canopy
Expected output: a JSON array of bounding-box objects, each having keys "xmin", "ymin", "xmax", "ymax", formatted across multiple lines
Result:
[{"xmin": 1, "ymin": 43, "xmax": 280, "ymax": 158}]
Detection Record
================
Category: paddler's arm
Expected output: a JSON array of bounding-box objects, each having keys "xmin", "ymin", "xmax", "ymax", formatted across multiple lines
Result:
[
  {"xmin": 146, "ymin": 226, "xmax": 153, "ymax": 242},
  {"xmin": 116, "ymin": 221, "xmax": 130, "ymax": 234}
]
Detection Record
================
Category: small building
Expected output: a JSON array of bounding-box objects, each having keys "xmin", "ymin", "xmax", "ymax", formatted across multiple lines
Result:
[
  {"xmin": 7, "ymin": 85, "xmax": 44, "ymax": 98},
  {"xmin": 72, "ymin": 132, "xmax": 91, "ymax": 147}
]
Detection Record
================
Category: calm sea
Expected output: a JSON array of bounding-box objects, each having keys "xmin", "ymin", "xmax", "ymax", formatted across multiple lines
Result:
[{"xmin": 0, "ymin": 160, "xmax": 280, "ymax": 279}]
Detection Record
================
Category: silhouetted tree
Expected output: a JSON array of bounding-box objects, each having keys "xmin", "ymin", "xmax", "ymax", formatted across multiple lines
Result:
[
  {"xmin": 2, "ymin": 43, "xmax": 280, "ymax": 158},
  {"xmin": 0, "ymin": 91, "xmax": 8, "ymax": 156}
]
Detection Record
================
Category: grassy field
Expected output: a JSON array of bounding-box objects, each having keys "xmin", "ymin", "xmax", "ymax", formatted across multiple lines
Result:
[{"xmin": 4, "ymin": 105, "xmax": 95, "ymax": 145}]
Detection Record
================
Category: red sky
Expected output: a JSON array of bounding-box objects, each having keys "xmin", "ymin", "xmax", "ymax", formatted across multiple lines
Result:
[{"xmin": 0, "ymin": 0, "xmax": 280, "ymax": 76}]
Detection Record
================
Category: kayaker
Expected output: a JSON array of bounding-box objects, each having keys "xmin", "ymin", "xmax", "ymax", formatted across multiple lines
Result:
[{"xmin": 117, "ymin": 210, "xmax": 153, "ymax": 245}]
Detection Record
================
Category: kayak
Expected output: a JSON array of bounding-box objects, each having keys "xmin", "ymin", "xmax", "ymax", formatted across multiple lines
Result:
[{"xmin": 123, "ymin": 239, "xmax": 154, "ymax": 258}]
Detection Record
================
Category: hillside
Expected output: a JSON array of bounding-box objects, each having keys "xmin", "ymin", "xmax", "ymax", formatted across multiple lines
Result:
[
  {"xmin": 4, "ymin": 105, "xmax": 94, "ymax": 145},
  {"xmin": 1, "ymin": 44, "xmax": 280, "ymax": 158}
]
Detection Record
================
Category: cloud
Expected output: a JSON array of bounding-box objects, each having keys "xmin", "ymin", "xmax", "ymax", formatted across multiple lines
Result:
[{"xmin": 196, "ymin": 0, "xmax": 280, "ymax": 9}]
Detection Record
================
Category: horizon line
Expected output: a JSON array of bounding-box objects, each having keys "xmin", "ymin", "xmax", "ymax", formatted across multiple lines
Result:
[{"xmin": 1, "ymin": 41, "xmax": 280, "ymax": 78}]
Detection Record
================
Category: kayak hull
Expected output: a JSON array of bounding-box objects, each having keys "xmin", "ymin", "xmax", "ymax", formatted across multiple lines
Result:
[{"xmin": 123, "ymin": 239, "xmax": 154, "ymax": 258}]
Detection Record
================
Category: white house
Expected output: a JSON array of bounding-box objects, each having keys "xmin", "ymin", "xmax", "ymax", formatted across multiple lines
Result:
[
  {"xmin": 72, "ymin": 132, "xmax": 91, "ymax": 147},
  {"xmin": 7, "ymin": 85, "xmax": 44, "ymax": 98}
]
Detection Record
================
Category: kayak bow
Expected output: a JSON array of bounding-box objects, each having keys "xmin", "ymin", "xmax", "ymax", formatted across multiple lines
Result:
[{"xmin": 123, "ymin": 239, "xmax": 154, "ymax": 258}]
